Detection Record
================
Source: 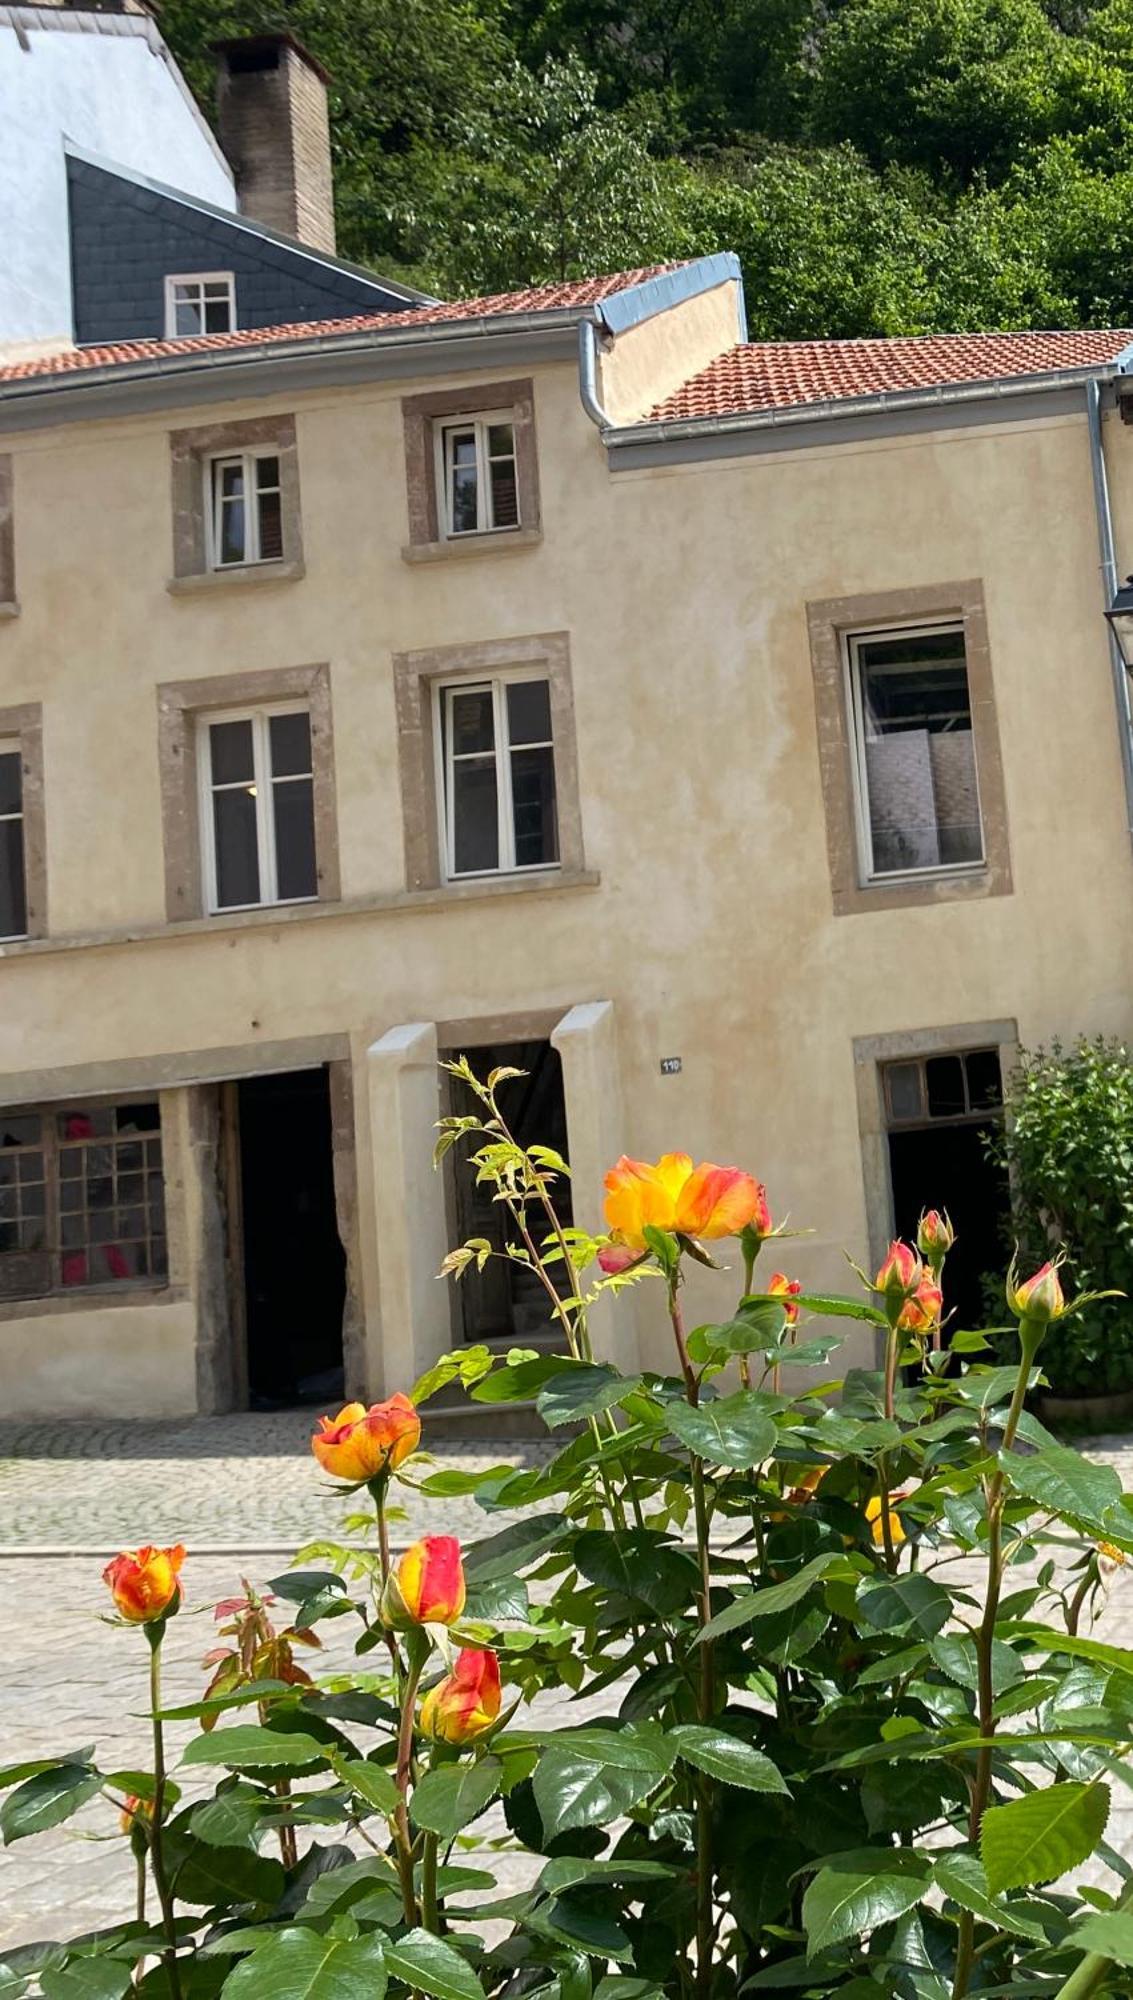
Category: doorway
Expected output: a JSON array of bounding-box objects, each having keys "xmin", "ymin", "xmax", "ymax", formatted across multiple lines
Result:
[
  {"xmin": 883, "ymin": 1045, "xmax": 1009, "ymax": 1333},
  {"xmin": 234, "ymin": 1068, "xmax": 345, "ymax": 1407},
  {"xmin": 444, "ymin": 1039, "xmax": 572, "ymax": 1346}
]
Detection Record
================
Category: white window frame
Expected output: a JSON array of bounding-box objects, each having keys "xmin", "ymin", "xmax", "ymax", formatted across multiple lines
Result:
[
  {"xmin": 434, "ymin": 413, "xmax": 520, "ymax": 539},
  {"xmin": 844, "ymin": 618, "xmax": 986, "ymax": 887},
  {"xmin": 204, "ymin": 449, "xmax": 283, "ymax": 570},
  {"xmin": 0, "ymin": 736, "xmax": 25, "ymax": 943},
  {"xmin": 433, "ymin": 668, "xmax": 558, "ymax": 882},
  {"xmin": 197, "ymin": 702, "xmax": 317, "ymax": 915},
  {"xmin": 164, "ymin": 272, "xmax": 237, "ymax": 340}
]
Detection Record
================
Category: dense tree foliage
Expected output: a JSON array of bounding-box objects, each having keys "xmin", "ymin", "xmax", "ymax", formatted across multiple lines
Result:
[{"xmin": 158, "ymin": 0, "xmax": 1133, "ymax": 332}]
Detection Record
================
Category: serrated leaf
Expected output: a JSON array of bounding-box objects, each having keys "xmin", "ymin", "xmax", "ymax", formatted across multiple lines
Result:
[
  {"xmin": 573, "ymin": 1528, "xmax": 699, "ymax": 1616},
  {"xmin": 0, "ymin": 1751, "xmax": 93, "ymax": 1789},
  {"xmin": 465, "ymin": 1516, "xmax": 567, "ymax": 1582},
  {"xmin": 701, "ymin": 1553, "xmax": 849, "ymax": 1640},
  {"xmin": 933, "ymin": 1851, "xmax": 1046, "ymax": 1940},
  {"xmin": 410, "ymin": 1759, "xmax": 501, "ymax": 1838},
  {"xmin": 332, "ymin": 1758, "xmax": 399, "ymax": 1815},
  {"xmin": 1066, "ymin": 1910, "xmax": 1133, "ymax": 1966},
  {"xmin": 221, "ymin": 1929, "xmax": 388, "ymax": 2000},
  {"xmin": 789, "ymin": 1293, "xmax": 888, "ymax": 1325},
  {"xmin": 669, "ymin": 1726, "xmax": 788, "ymax": 1793},
  {"xmin": 1, "ymin": 1765, "xmax": 101, "ymax": 1844},
  {"xmin": 1000, "ymin": 1446, "xmax": 1123, "ymax": 1535},
  {"xmin": 857, "ymin": 1572, "xmax": 952, "ymax": 1639},
  {"xmin": 40, "ymin": 1965, "xmax": 132, "ymax": 2000},
  {"xmin": 982, "ymin": 1781, "xmax": 1110, "ymax": 1894},
  {"xmin": 537, "ymin": 1857, "xmax": 675, "ymax": 1895},
  {"xmin": 666, "ymin": 1393, "xmax": 777, "ymax": 1468},
  {"xmin": 802, "ymin": 1848, "xmax": 930, "ymax": 1955},
  {"xmin": 181, "ymin": 1726, "xmax": 327, "ymax": 1772},
  {"xmin": 532, "ymin": 1748, "xmax": 661, "ymax": 1840},
  {"xmin": 165, "ymin": 1830, "xmax": 286, "ymax": 1909},
  {"xmin": 266, "ymin": 1572, "xmax": 347, "ymax": 1604},
  {"xmin": 537, "ymin": 1364, "xmax": 640, "ymax": 1428},
  {"xmin": 383, "ymin": 1932, "xmax": 484, "ymax": 2000}
]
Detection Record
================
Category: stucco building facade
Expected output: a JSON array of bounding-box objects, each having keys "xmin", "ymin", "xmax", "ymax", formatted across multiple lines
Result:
[{"xmin": 2, "ymin": 251, "xmax": 1133, "ymax": 1416}]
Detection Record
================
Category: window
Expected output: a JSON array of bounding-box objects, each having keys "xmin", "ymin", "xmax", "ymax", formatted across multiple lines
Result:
[
  {"xmin": 436, "ymin": 417, "xmax": 519, "ymax": 538},
  {"xmin": 0, "ymin": 1100, "xmax": 167, "ymax": 1301},
  {"xmin": 437, "ymin": 674, "xmax": 558, "ymax": 877},
  {"xmin": 198, "ymin": 706, "xmax": 318, "ymax": 912},
  {"xmin": 207, "ymin": 452, "xmax": 283, "ymax": 569},
  {"xmin": 883, "ymin": 1047, "xmax": 1003, "ymax": 1127},
  {"xmin": 0, "ymin": 742, "xmax": 27, "ymax": 940},
  {"xmin": 847, "ymin": 625, "xmax": 983, "ymax": 882},
  {"xmin": 165, "ymin": 273, "xmax": 236, "ymax": 339}
]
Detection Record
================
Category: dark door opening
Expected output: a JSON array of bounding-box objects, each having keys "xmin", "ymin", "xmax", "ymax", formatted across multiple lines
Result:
[
  {"xmin": 445, "ymin": 1040, "xmax": 572, "ymax": 1347},
  {"xmin": 236, "ymin": 1068, "xmax": 345, "ymax": 1408},
  {"xmin": 884, "ymin": 1046, "xmax": 1009, "ymax": 1334}
]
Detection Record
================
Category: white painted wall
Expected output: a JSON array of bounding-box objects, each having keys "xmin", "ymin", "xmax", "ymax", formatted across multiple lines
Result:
[{"xmin": 0, "ymin": 10, "xmax": 234, "ymax": 348}]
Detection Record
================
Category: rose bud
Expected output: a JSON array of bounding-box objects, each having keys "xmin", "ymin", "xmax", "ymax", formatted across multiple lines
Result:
[
  {"xmin": 916, "ymin": 1209, "xmax": 954, "ymax": 1266},
  {"xmin": 118, "ymin": 1793, "xmax": 153, "ymax": 1836},
  {"xmin": 597, "ymin": 1240, "xmax": 648, "ymax": 1276},
  {"xmin": 865, "ymin": 1495, "xmax": 907, "ymax": 1548},
  {"xmin": 875, "ymin": 1240, "xmax": 923, "ymax": 1323},
  {"xmin": 382, "ymin": 1535, "xmax": 466, "ymax": 1628},
  {"xmin": 767, "ymin": 1271, "xmax": 802, "ymax": 1324},
  {"xmin": 1008, "ymin": 1259, "xmax": 1066, "ymax": 1326},
  {"xmin": 312, "ymin": 1395, "xmax": 421, "ymax": 1482},
  {"xmin": 604, "ymin": 1153, "xmax": 766, "ymax": 1249},
  {"xmin": 102, "ymin": 1545, "xmax": 185, "ymax": 1624},
  {"xmin": 420, "ymin": 1647, "xmax": 502, "ymax": 1744},
  {"xmin": 897, "ymin": 1277, "xmax": 944, "ymax": 1337}
]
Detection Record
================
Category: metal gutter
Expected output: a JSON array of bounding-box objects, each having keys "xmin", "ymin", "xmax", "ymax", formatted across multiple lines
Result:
[{"xmin": 1086, "ymin": 376, "xmax": 1133, "ymax": 848}]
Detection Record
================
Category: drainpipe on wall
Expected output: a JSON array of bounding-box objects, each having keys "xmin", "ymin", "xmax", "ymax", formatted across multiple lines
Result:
[
  {"xmin": 1086, "ymin": 378, "xmax": 1133, "ymax": 847},
  {"xmin": 578, "ymin": 318, "xmax": 610, "ymax": 430}
]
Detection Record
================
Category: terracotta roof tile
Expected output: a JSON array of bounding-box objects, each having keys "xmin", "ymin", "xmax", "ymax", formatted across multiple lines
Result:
[
  {"xmin": 646, "ymin": 330, "xmax": 1133, "ymax": 423},
  {"xmin": 0, "ymin": 265, "xmax": 678, "ymax": 385}
]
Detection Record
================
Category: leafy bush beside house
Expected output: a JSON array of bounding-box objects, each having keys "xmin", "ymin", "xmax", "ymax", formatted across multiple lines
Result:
[{"xmin": 991, "ymin": 1036, "xmax": 1133, "ymax": 1396}]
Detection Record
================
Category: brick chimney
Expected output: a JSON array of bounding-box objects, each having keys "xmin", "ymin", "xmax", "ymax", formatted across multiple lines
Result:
[{"xmin": 214, "ymin": 33, "xmax": 336, "ymax": 255}]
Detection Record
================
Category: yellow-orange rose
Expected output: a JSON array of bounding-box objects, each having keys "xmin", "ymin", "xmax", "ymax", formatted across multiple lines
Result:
[
  {"xmin": 603, "ymin": 1152, "xmax": 766, "ymax": 1250},
  {"xmin": 102, "ymin": 1545, "xmax": 185, "ymax": 1624},
  {"xmin": 311, "ymin": 1395, "xmax": 421, "ymax": 1482},
  {"xmin": 420, "ymin": 1648, "xmax": 501, "ymax": 1744}
]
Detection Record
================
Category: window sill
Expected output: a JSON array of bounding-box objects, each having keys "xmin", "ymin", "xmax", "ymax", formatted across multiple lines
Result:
[
  {"xmin": 833, "ymin": 865, "xmax": 1009, "ymax": 917},
  {"xmin": 167, "ymin": 560, "xmax": 305, "ymax": 596},
  {"xmin": 401, "ymin": 527, "xmax": 542, "ymax": 565},
  {"xmin": 0, "ymin": 600, "xmax": 19, "ymax": 620},
  {"xmin": 0, "ymin": 869, "xmax": 600, "ymax": 959},
  {"xmin": 0, "ymin": 1282, "xmax": 184, "ymax": 1324}
]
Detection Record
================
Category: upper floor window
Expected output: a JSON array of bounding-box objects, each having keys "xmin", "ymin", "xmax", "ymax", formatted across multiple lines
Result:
[
  {"xmin": 207, "ymin": 452, "xmax": 284, "ymax": 570},
  {"xmin": 198, "ymin": 706, "xmax": 318, "ymax": 913},
  {"xmin": 165, "ymin": 273, "xmax": 236, "ymax": 339},
  {"xmin": 0, "ymin": 743, "xmax": 27, "ymax": 941},
  {"xmin": 0, "ymin": 1099, "xmax": 166, "ymax": 1301},
  {"xmin": 437, "ymin": 672, "xmax": 558, "ymax": 878},
  {"xmin": 846, "ymin": 624, "xmax": 984, "ymax": 884},
  {"xmin": 436, "ymin": 417, "xmax": 519, "ymax": 538}
]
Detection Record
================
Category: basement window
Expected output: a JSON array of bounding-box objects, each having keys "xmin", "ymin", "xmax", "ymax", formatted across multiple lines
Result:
[
  {"xmin": 0, "ymin": 1100, "xmax": 167, "ymax": 1301},
  {"xmin": 165, "ymin": 273, "xmax": 236, "ymax": 338}
]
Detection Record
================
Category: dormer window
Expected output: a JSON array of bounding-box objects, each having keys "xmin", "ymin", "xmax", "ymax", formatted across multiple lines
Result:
[
  {"xmin": 165, "ymin": 273, "xmax": 236, "ymax": 339},
  {"xmin": 437, "ymin": 416, "xmax": 519, "ymax": 537}
]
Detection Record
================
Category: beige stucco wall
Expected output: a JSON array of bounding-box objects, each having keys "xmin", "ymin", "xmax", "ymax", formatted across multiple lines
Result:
[
  {"xmin": 597, "ymin": 280, "xmax": 743, "ymax": 426},
  {"xmin": 2, "ymin": 350, "xmax": 1133, "ymax": 1412}
]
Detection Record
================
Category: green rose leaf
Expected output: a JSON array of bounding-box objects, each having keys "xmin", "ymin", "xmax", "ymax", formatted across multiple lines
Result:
[
  {"xmin": 222, "ymin": 1930, "xmax": 388, "ymax": 2000},
  {"xmin": 537, "ymin": 1364, "xmax": 641, "ymax": 1428},
  {"xmin": 0, "ymin": 1764, "xmax": 101, "ymax": 1844},
  {"xmin": 537, "ymin": 1857, "xmax": 675, "ymax": 1894},
  {"xmin": 802, "ymin": 1848, "xmax": 931, "ymax": 1955},
  {"xmin": 533, "ymin": 1748, "xmax": 663, "ymax": 1839},
  {"xmin": 266, "ymin": 1572, "xmax": 347, "ymax": 1604},
  {"xmin": 573, "ymin": 1528, "xmax": 699, "ymax": 1615},
  {"xmin": 1066, "ymin": 1911, "xmax": 1133, "ymax": 1966},
  {"xmin": 666, "ymin": 1393, "xmax": 777, "ymax": 1468},
  {"xmin": 701, "ymin": 1553, "xmax": 851, "ymax": 1640},
  {"xmin": 982, "ymin": 1781, "xmax": 1110, "ymax": 1893},
  {"xmin": 0, "ymin": 1751, "xmax": 94, "ymax": 1790},
  {"xmin": 669, "ymin": 1726, "xmax": 789, "ymax": 1793},
  {"xmin": 40, "ymin": 1964, "xmax": 133, "ymax": 2000},
  {"xmin": 165, "ymin": 1830, "xmax": 287, "ymax": 1909},
  {"xmin": 857, "ymin": 1572, "xmax": 952, "ymax": 1639},
  {"xmin": 181, "ymin": 1726, "xmax": 328, "ymax": 1772},
  {"xmin": 410, "ymin": 1758, "xmax": 501, "ymax": 1839},
  {"xmin": 331, "ymin": 1757, "xmax": 399, "ymax": 1815},
  {"xmin": 465, "ymin": 1516, "xmax": 568, "ymax": 1582},
  {"xmin": 470, "ymin": 1356, "xmax": 575, "ymax": 1403},
  {"xmin": 789, "ymin": 1293, "xmax": 888, "ymax": 1325},
  {"xmin": 933, "ymin": 1851, "xmax": 1047, "ymax": 1940},
  {"xmin": 999, "ymin": 1445, "xmax": 1122, "ymax": 1534},
  {"xmin": 382, "ymin": 1932, "xmax": 485, "ymax": 2000}
]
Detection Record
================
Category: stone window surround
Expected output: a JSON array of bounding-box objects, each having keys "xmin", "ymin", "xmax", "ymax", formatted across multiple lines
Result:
[
  {"xmin": 0, "ymin": 702, "xmax": 46, "ymax": 938},
  {"xmin": 169, "ymin": 413, "xmax": 304, "ymax": 587},
  {"xmin": 0, "ymin": 456, "xmax": 15, "ymax": 613},
  {"xmin": 156, "ymin": 662, "xmax": 339, "ymax": 923},
  {"xmin": 401, "ymin": 378, "xmax": 541, "ymax": 560},
  {"xmin": 806, "ymin": 578, "xmax": 1011, "ymax": 916},
  {"xmin": 852, "ymin": 1015, "xmax": 1018, "ymax": 1292},
  {"xmin": 393, "ymin": 630, "xmax": 584, "ymax": 892}
]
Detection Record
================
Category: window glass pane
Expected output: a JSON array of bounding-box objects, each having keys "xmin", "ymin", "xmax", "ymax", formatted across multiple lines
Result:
[
  {"xmin": 448, "ymin": 430, "xmax": 479, "ymax": 533},
  {"xmin": 215, "ymin": 461, "xmax": 246, "ymax": 564},
  {"xmin": 174, "ymin": 290, "xmax": 202, "ymax": 336},
  {"xmin": 213, "ymin": 787, "xmax": 261, "ymax": 907},
  {"xmin": 965, "ymin": 1049, "xmax": 1003, "ymax": 1112},
  {"xmin": 209, "ymin": 719, "xmax": 255, "ymax": 785},
  {"xmin": 257, "ymin": 490, "xmax": 283, "ymax": 561},
  {"xmin": 885, "ymin": 1062, "xmax": 923, "ymax": 1125},
  {"xmin": 487, "ymin": 423, "xmax": 515, "ymax": 458},
  {"xmin": 452, "ymin": 759, "xmax": 499, "ymax": 873},
  {"xmin": 118, "ymin": 1104, "xmax": 160, "ymax": 1134},
  {"xmin": 925, "ymin": 1055, "xmax": 967, "ymax": 1120},
  {"xmin": 0, "ymin": 749, "xmax": 22, "ymax": 817},
  {"xmin": 0, "ymin": 818, "xmax": 27, "ymax": 938},
  {"xmin": 506, "ymin": 679, "xmax": 552, "ymax": 747},
  {"xmin": 255, "ymin": 456, "xmax": 280, "ymax": 492},
  {"xmin": 0, "ymin": 1115, "xmax": 40, "ymax": 1148},
  {"xmin": 856, "ymin": 630, "xmax": 983, "ymax": 876},
  {"xmin": 273, "ymin": 776, "xmax": 318, "ymax": 899},
  {"xmin": 510, "ymin": 745, "xmax": 558, "ymax": 867},
  {"xmin": 449, "ymin": 689, "xmax": 495, "ymax": 756},
  {"xmin": 203, "ymin": 288, "xmax": 232, "ymax": 333},
  {"xmin": 488, "ymin": 459, "xmax": 519, "ymax": 528},
  {"xmin": 59, "ymin": 1107, "xmax": 111, "ymax": 1139},
  {"xmin": 269, "ymin": 712, "xmax": 312, "ymax": 778}
]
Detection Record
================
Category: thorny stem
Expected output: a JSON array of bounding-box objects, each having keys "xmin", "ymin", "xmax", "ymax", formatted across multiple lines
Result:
[
  {"xmin": 951, "ymin": 1326, "xmax": 1038, "ymax": 2000},
  {"xmin": 422, "ymin": 1830, "xmax": 440, "ymax": 1933},
  {"xmin": 1065, "ymin": 1567, "xmax": 1095, "ymax": 1639},
  {"xmin": 394, "ymin": 1646, "xmax": 427, "ymax": 1928},
  {"xmin": 147, "ymin": 1632, "xmax": 183, "ymax": 2000},
  {"xmin": 669, "ymin": 1275, "xmax": 716, "ymax": 2000}
]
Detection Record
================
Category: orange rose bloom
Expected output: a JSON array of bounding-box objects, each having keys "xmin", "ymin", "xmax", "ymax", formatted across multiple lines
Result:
[
  {"xmin": 897, "ymin": 1277, "xmax": 943, "ymax": 1336},
  {"xmin": 603, "ymin": 1153, "xmax": 765, "ymax": 1250},
  {"xmin": 420, "ymin": 1648, "xmax": 501, "ymax": 1744},
  {"xmin": 102, "ymin": 1545, "xmax": 185, "ymax": 1624},
  {"xmin": 384, "ymin": 1535, "xmax": 466, "ymax": 1628},
  {"xmin": 312, "ymin": 1395, "xmax": 421, "ymax": 1482},
  {"xmin": 767, "ymin": 1271, "xmax": 802, "ymax": 1324}
]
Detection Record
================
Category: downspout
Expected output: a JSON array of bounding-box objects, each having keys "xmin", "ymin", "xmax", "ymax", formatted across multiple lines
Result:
[
  {"xmin": 1087, "ymin": 378, "xmax": 1133, "ymax": 847},
  {"xmin": 578, "ymin": 318, "xmax": 610, "ymax": 429}
]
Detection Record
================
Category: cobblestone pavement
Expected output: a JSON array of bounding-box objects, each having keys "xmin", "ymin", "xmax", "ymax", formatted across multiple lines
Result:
[{"xmin": 0, "ymin": 1411, "xmax": 554, "ymax": 1552}]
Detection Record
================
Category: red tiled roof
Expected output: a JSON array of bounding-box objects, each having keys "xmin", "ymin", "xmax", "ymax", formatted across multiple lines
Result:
[
  {"xmin": 0, "ymin": 266, "xmax": 677, "ymax": 385},
  {"xmin": 646, "ymin": 330, "xmax": 1133, "ymax": 423}
]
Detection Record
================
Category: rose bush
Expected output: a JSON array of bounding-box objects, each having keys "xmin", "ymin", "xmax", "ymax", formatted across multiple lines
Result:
[{"xmin": 6, "ymin": 1057, "xmax": 1133, "ymax": 1997}]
